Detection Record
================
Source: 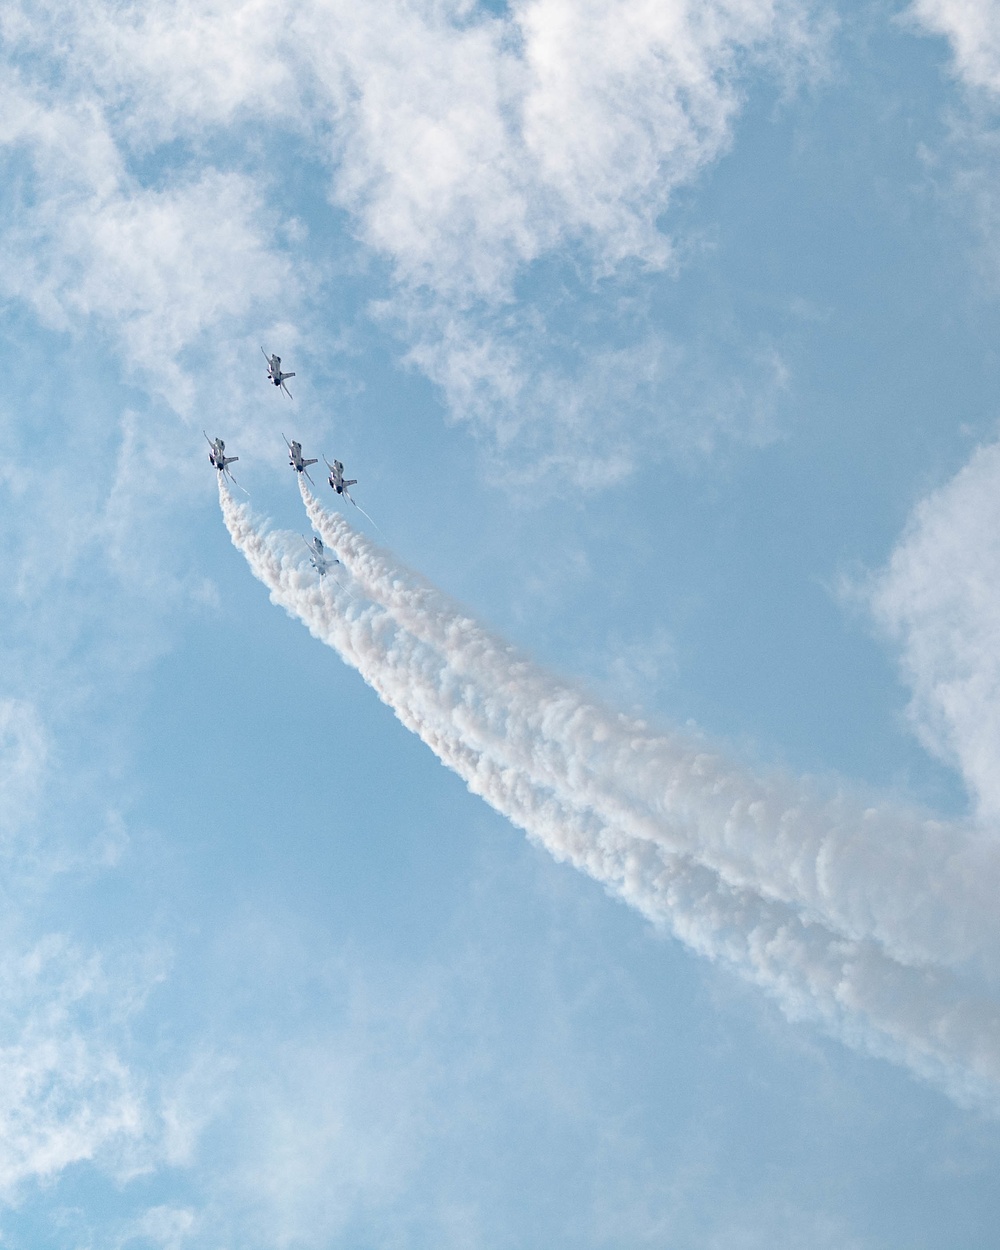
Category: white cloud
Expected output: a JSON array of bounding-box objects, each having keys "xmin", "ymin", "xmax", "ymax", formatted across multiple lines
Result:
[
  {"xmin": 0, "ymin": 77, "xmax": 303, "ymax": 715},
  {"xmin": 0, "ymin": 80, "xmax": 296, "ymax": 409},
  {"xmin": 0, "ymin": 935, "xmax": 147, "ymax": 1198},
  {"xmin": 0, "ymin": 696, "xmax": 167, "ymax": 1208},
  {"xmin": 10, "ymin": 0, "xmax": 810, "ymax": 298},
  {"xmin": 0, "ymin": 0, "xmax": 820, "ymax": 473},
  {"xmin": 313, "ymin": 0, "xmax": 823, "ymax": 302},
  {"xmin": 398, "ymin": 312, "xmax": 790, "ymax": 482},
  {"xmin": 516, "ymin": 0, "xmax": 750, "ymax": 269},
  {"xmin": 317, "ymin": 0, "xmax": 814, "ymax": 461},
  {"xmin": 911, "ymin": 0, "xmax": 1000, "ymax": 95},
  {"xmin": 322, "ymin": 0, "xmax": 813, "ymax": 461},
  {"xmin": 871, "ymin": 440, "xmax": 1000, "ymax": 820}
]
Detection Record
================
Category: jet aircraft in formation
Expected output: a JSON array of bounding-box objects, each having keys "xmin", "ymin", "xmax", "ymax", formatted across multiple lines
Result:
[
  {"xmin": 262, "ymin": 347, "xmax": 295, "ymax": 397},
  {"xmin": 284, "ymin": 435, "xmax": 318, "ymax": 483},
  {"xmin": 323, "ymin": 453, "xmax": 378, "ymax": 528},
  {"xmin": 210, "ymin": 349, "xmax": 380, "ymax": 571},
  {"xmin": 325, "ymin": 457, "xmax": 357, "ymax": 498},
  {"xmin": 303, "ymin": 535, "xmax": 338, "ymax": 577},
  {"xmin": 204, "ymin": 432, "xmax": 241, "ymax": 485}
]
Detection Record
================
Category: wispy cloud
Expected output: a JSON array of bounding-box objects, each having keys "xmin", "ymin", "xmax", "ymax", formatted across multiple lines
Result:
[
  {"xmin": 398, "ymin": 313, "xmax": 792, "ymax": 484},
  {"xmin": 0, "ymin": 931, "xmax": 151, "ymax": 1198}
]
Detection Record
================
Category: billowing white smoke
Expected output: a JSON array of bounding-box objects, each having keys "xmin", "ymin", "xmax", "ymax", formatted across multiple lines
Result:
[{"xmin": 221, "ymin": 480, "xmax": 1000, "ymax": 1109}]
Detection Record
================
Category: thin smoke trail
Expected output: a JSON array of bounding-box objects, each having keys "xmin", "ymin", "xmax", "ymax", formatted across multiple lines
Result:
[
  {"xmin": 223, "ymin": 482, "xmax": 1000, "ymax": 1107},
  {"xmin": 300, "ymin": 483, "xmax": 1000, "ymax": 982}
]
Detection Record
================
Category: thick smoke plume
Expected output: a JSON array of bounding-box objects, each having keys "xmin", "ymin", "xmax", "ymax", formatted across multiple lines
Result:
[{"xmin": 221, "ymin": 480, "xmax": 1000, "ymax": 1108}]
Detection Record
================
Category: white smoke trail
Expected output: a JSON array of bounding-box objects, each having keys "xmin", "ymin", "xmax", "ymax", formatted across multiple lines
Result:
[
  {"xmin": 300, "ymin": 483, "xmax": 1000, "ymax": 982},
  {"xmin": 222, "ymin": 482, "xmax": 1000, "ymax": 1107}
]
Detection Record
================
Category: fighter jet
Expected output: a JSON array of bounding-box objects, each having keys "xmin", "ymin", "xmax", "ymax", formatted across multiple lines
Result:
[
  {"xmin": 204, "ymin": 432, "xmax": 240, "ymax": 484},
  {"xmin": 284, "ymin": 435, "xmax": 318, "ymax": 483},
  {"xmin": 262, "ymin": 347, "xmax": 295, "ymax": 398},
  {"xmin": 324, "ymin": 457, "xmax": 357, "ymax": 498},
  {"xmin": 303, "ymin": 535, "xmax": 338, "ymax": 577},
  {"xmin": 324, "ymin": 454, "xmax": 381, "ymax": 533}
]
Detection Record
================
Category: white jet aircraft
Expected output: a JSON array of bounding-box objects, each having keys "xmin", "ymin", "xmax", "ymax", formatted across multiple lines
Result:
[
  {"xmin": 324, "ymin": 457, "xmax": 357, "ymax": 499},
  {"xmin": 324, "ymin": 454, "xmax": 381, "ymax": 533},
  {"xmin": 303, "ymin": 535, "xmax": 338, "ymax": 577},
  {"xmin": 262, "ymin": 347, "xmax": 295, "ymax": 397},
  {"xmin": 204, "ymin": 432, "xmax": 240, "ymax": 484},
  {"xmin": 284, "ymin": 435, "xmax": 318, "ymax": 483}
]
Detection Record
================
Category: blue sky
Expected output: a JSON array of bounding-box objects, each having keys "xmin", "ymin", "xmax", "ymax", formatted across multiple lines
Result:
[{"xmin": 2, "ymin": 0, "xmax": 1000, "ymax": 1245}]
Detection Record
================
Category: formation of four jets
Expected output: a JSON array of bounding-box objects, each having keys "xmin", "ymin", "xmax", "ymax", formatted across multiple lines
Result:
[{"xmin": 205, "ymin": 348, "xmax": 366, "ymax": 580}]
